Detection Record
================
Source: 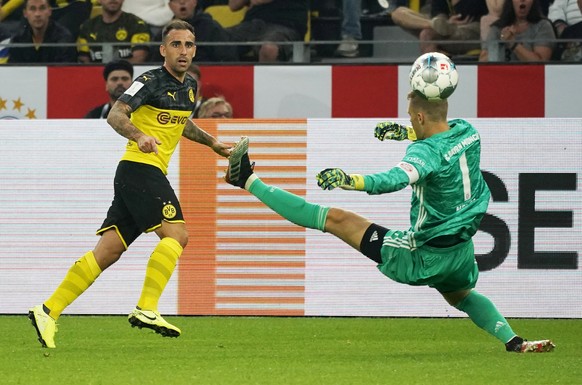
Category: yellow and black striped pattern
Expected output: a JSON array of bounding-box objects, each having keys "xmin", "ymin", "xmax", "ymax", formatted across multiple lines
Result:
[{"xmin": 118, "ymin": 67, "xmax": 197, "ymax": 174}]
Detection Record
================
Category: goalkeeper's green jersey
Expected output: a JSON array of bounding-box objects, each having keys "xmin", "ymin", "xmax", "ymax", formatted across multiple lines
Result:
[{"xmin": 363, "ymin": 119, "xmax": 491, "ymax": 249}]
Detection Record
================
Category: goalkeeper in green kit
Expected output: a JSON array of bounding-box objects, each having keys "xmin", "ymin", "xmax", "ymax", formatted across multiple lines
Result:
[{"xmin": 225, "ymin": 91, "xmax": 555, "ymax": 353}]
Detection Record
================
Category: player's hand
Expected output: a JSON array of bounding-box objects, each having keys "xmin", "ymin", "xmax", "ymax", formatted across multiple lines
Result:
[
  {"xmin": 212, "ymin": 141, "xmax": 231, "ymax": 158},
  {"xmin": 137, "ymin": 135, "xmax": 162, "ymax": 154},
  {"xmin": 316, "ymin": 168, "xmax": 364, "ymax": 191},
  {"xmin": 374, "ymin": 122, "xmax": 417, "ymax": 141}
]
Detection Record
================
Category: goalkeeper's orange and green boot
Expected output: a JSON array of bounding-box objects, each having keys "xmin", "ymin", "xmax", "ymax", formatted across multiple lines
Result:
[{"xmin": 28, "ymin": 305, "xmax": 57, "ymax": 348}]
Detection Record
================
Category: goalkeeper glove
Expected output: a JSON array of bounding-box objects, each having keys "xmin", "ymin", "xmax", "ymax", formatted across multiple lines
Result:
[
  {"xmin": 374, "ymin": 121, "xmax": 417, "ymax": 141},
  {"xmin": 316, "ymin": 168, "xmax": 365, "ymax": 191}
]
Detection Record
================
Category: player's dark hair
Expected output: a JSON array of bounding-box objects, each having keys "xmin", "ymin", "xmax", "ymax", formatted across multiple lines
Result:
[
  {"xmin": 24, "ymin": 0, "xmax": 50, "ymax": 8},
  {"xmin": 162, "ymin": 20, "xmax": 195, "ymax": 43},
  {"xmin": 103, "ymin": 59, "xmax": 133, "ymax": 81}
]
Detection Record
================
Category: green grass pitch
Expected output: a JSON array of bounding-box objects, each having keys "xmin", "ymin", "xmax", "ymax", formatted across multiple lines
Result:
[{"xmin": 3, "ymin": 315, "xmax": 581, "ymax": 385}]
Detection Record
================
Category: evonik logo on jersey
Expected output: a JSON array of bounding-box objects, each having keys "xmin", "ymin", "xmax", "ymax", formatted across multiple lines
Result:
[{"xmin": 157, "ymin": 112, "xmax": 188, "ymax": 125}]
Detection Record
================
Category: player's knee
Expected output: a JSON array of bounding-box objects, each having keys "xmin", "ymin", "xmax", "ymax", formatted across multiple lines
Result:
[
  {"xmin": 93, "ymin": 248, "xmax": 123, "ymax": 270},
  {"xmin": 442, "ymin": 289, "xmax": 472, "ymax": 308},
  {"xmin": 324, "ymin": 208, "xmax": 351, "ymax": 229},
  {"xmin": 93, "ymin": 231, "xmax": 126, "ymax": 270},
  {"xmin": 175, "ymin": 231, "xmax": 188, "ymax": 249},
  {"xmin": 157, "ymin": 223, "xmax": 188, "ymax": 248}
]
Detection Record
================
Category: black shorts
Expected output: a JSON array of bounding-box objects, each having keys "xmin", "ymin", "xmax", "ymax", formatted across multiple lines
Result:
[{"xmin": 97, "ymin": 161, "xmax": 184, "ymax": 248}]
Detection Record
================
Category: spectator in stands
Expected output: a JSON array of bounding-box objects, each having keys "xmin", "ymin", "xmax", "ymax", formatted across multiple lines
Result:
[
  {"xmin": 77, "ymin": 0, "xmax": 150, "ymax": 63},
  {"xmin": 336, "ymin": 0, "xmax": 362, "ymax": 58},
  {"xmin": 51, "ymin": 0, "xmax": 93, "ymax": 40},
  {"xmin": 122, "ymin": 0, "xmax": 173, "ymax": 36},
  {"xmin": 549, "ymin": 0, "xmax": 582, "ymax": 60},
  {"xmin": 84, "ymin": 59, "xmax": 133, "ymax": 118},
  {"xmin": 188, "ymin": 63, "xmax": 207, "ymax": 117},
  {"xmin": 198, "ymin": 95, "xmax": 233, "ymax": 118},
  {"xmin": 7, "ymin": 0, "xmax": 76, "ymax": 63},
  {"xmin": 479, "ymin": 0, "xmax": 555, "ymax": 62},
  {"xmin": 155, "ymin": 0, "xmax": 238, "ymax": 62},
  {"xmin": 480, "ymin": 0, "xmax": 551, "ymax": 40},
  {"xmin": 226, "ymin": 0, "xmax": 308, "ymax": 62},
  {"xmin": 481, "ymin": 0, "xmax": 504, "ymax": 41},
  {"xmin": 1, "ymin": 0, "xmax": 92, "ymax": 40},
  {"xmin": 390, "ymin": 0, "xmax": 488, "ymax": 55}
]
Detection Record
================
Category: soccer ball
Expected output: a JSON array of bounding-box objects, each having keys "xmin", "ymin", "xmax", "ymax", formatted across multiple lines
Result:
[{"xmin": 409, "ymin": 52, "xmax": 458, "ymax": 101}]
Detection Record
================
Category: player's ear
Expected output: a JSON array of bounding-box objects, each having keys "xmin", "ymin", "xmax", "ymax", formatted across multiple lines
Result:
[{"xmin": 159, "ymin": 44, "xmax": 166, "ymax": 58}]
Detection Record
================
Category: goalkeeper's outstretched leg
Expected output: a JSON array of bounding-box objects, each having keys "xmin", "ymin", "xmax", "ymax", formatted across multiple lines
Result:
[
  {"xmin": 224, "ymin": 138, "xmax": 375, "ymax": 255},
  {"xmin": 225, "ymin": 136, "xmax": 555, "ymax": 353}
]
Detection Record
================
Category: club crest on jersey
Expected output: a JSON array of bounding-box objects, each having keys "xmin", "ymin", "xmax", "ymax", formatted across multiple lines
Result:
[
  {"xmin": 162, "ymin": 203, "xmax": 177, "ymax": 219},
  {"xmin": 188, "ymin": 88, "xmax": 194, "ymax": 102},
  {"xmin": 116, "ymin": 28, "xmax": 128, "ymax": 41}
]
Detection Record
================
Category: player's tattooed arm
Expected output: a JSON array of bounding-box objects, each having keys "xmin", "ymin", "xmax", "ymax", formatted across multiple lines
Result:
[
  {"xmin": 183, "ymin": 119, "xmax": 230, "ymax": 157},
  {"xmin": 107, "ymin": 101, "xmax": 141, "ymax": 141},
  {"xmin": 107, "ymin": 101, "xmax": 161, "ymax": 154}
]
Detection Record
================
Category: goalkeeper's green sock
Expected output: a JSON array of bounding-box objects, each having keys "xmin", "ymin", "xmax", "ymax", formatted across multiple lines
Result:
[
  {"xmin": 455, "ymin": 290, "xmax": 517, "ymax": 343},
  {"xmin": 246, "ymin": 175, "xmax": 329, "ymax": 231}
]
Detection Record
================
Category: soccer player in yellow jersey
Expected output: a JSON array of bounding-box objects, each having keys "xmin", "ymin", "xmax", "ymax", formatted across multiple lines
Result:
[{"xmin": 28, "ymin": 19, "xmax": 231, "ymax": 348}]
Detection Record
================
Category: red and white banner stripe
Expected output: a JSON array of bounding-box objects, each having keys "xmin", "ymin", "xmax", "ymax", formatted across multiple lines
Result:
[{"xmin": 1, "ymin": 64, "xmax": 581, "ymax": 120}]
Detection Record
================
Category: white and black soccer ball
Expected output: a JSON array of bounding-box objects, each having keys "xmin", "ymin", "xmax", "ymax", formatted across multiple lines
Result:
[{"xmin": 409, "ymin": 52, "xmax": 458, "ymax": 101}]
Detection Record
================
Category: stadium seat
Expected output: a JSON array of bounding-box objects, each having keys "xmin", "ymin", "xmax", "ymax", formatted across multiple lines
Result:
[
  {"xmin": 451, "ymin": 49, "xmax": 482, "ymax": 63},
  {"xmin": 204, "ymin": 5, "xmax": 247, "ymax": 28},
  {"xmin": 409, "ymin": 0, "xmax": 421, "ymax": 12}
]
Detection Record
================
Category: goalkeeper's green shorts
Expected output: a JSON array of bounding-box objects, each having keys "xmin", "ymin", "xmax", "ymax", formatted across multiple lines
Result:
[{"xmin": 376, "ymin": 230, "xmax": 479, "ymax": 293}]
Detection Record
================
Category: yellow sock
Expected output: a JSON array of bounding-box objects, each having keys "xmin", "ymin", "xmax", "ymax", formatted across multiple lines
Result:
[
  {"xmin": 44, "ymin": 251, "xmax": 102, "ymax": 319},
  {"xmin": 137, "ymin": 237, "xmax": 183, "ymax": 311}
]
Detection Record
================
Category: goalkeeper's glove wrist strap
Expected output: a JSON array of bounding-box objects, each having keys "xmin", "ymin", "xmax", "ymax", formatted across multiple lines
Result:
[
  {"xmin": 406, "ymin": 126, "xmax": 417, "ymax": 141},
  {"xmin": 349, "ymin": 174, "xmax": 365, "ymax": 190}
]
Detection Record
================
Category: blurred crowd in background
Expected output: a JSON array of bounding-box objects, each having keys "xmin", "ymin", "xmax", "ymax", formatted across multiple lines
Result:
[{"xmin": 0, "ymin": 0, "xmax": 580, "ymax": 64}]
